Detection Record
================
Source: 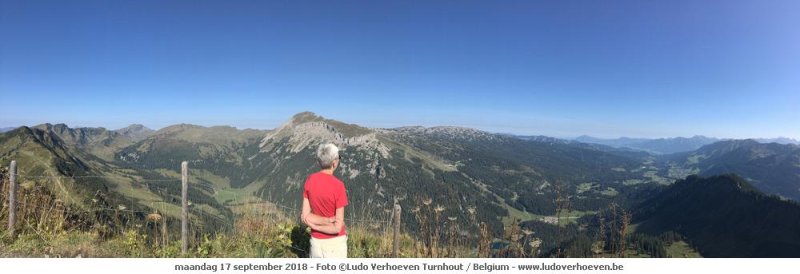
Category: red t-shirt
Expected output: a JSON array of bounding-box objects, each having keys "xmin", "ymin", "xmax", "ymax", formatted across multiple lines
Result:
[{"xmin": 303, "ymin": 171, "xmax": 348, "ymax": 239}]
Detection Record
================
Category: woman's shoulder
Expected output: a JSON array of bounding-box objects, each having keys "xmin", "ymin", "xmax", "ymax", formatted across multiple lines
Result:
[
  {"xmin": 333, "ymin": 176, "xmax": 345, "ymax": 186},
  {"xmin": 328, "ymin": 173, "xmax": 345, "ymax": 186},
  {"xmin": 307, "ymin": 172, "xmax": 344, "ymax": 184},
  {"xmin": 325, "ymin": 173, "xmax": 346, "ymax": 187}
]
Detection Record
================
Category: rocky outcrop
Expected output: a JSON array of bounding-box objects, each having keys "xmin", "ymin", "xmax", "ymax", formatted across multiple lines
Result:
[{"xmin": 259, "ymin": 115, "xmax": 390, "ymax": 158}]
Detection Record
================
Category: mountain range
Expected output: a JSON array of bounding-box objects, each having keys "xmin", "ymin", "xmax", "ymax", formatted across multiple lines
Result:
[
  {"xmin": 660, "ymin": 140, "xmax": 800, "ymax": 201},
  {"xmin": 1, "ymin": 111, "xmax": 799, "ymax": 257},
  {"xmin": 635, "ymin": 174, "xmax": 800, "ymax": 257},
  {"xmin": 572, "ymin": 135, "xmax": 799, "ymax": 154}
]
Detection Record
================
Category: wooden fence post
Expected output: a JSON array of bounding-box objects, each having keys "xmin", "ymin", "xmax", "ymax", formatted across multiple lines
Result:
[
  {"xmin": 479, "ymin": 222, "xmax": 489, "ymax": 257},
  {"xmin": 7, "ymin": 160, "xmax": 17, "ymax": 238},
  {"xmin": 162, "ymin": 215, "xmax": 168, "ymax": 254},
  {"xmin": 181, "ymin": 161, "xmax": 188, "ymax": 255},
  {"xmin": 392, "ymin": 203, "xmax": 402, "ymax": 257}
]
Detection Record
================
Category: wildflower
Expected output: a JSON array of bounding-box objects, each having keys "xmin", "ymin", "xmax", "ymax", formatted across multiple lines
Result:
[
  {"xmin": 422, "ymin": 198, "xmax": 433, "ymax": 206},
  {"xmin": 522, "ymin": 229, "xmax": 534, "ymax": 236},
  {"xmin": 146, "ymin": 213, "xmax": 163, "ymax": 222}
]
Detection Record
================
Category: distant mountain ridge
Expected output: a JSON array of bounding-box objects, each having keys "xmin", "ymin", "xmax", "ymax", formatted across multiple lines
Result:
[
  {"xmin": 573, "ymin": 135, "xmax": 719, "ymax": 154},
  {"xmin": 0, "ymin": 112, "xmax": 660, "ymax": 239},
  {"xmin": 114, "ymin": 124, "xmax": 154, "ymax": 142},
  {"xmin": 753, "ymin": 137, "xmax": 800, "ymax": 145},
  {"xmin": 502, "ymin": 134, "xmax": 572, "ymax": 144},
  {"xmin": 662, "ymin": 139, "xmax": 800, "ymax": 201},
  {"xmin": 574, "ymin": 135, "xmax": 799, "ymax": 154},
  {"xmin": 2, "ymin": 112, "xmax": 800, "ymax": 257}
]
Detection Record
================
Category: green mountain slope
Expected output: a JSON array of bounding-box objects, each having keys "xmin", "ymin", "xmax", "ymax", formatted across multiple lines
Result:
[
  {"xmin": 104, "ymin": 112, "xmax": 662, "ymax": 237},
  {"xmin": 0, "ymin": 125, "xmax": 230, "ymax": 229},
  {"xmin": 17, "ymin": 112, "xmax": 794, "ymax": 244},
  {"xmin": 634, "ymin": 174, "xmax": 800, "ymax": 257},
  {"xmin": 5, "ymin": 113, "xmax": 800, "ymax": 257},
  {"xmin": 662, "ymin": 140, "xmax": 800, "ymax": 200}
]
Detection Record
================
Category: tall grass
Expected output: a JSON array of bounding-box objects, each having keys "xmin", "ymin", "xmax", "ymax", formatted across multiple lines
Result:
[
  {"xmin": 0, "ymin": 173, "xmax": 427, "ymax": 257},
  {"xmin": 1, "ymin": 171, "xmax": 536, "ymax": 258}
]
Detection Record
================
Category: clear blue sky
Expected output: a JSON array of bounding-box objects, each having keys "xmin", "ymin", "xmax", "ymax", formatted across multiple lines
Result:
[{"xmin": 1, "ymin": 0, "xmax": 798, "ymax": 139}]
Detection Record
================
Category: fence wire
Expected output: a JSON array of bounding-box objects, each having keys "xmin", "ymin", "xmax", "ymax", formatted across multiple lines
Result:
[{"xmin": 2, "ymin": 167, "xmax": 397, "ymax": 255}]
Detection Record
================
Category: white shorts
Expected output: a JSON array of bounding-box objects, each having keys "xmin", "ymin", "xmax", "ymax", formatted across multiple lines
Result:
[{"xmin": 309, "ymin": 235, "xmax": 348, "ymax": 258}]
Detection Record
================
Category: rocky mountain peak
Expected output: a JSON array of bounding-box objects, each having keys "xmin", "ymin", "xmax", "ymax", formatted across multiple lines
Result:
[
  {"xmin": 389, "ymin": 125, "xmax": 499, "ymax": 142},
  {"xmin": 260, "ymin": 112, "xmax": 388, "ymax": 157},
  {"xmin": 30, "ymin": 123, "xmax": 116, "ymax": 147},
  {"xmin": 290, "ymin": 111, "xmax": 325, "ymax": 124},
  {"xmin": 115, "ymin": 124, "xmax": 154, "ymax": 142}
]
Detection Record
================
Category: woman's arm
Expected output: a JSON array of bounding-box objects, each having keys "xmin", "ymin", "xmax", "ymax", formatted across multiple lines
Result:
[
  {"xmin": 311, "ymin": 206, "xmax": 345, "ymax": 235},
  {"xmin": 301, "ymin": 198, "xmax": 340, "ymax": 234},
  {"xmin": 332, "ymin": 206, "xmax": 345, "ymax": 233},
  {"xmin": 301, "ymin": 198, "xmax": 312, "ymax": 225}
]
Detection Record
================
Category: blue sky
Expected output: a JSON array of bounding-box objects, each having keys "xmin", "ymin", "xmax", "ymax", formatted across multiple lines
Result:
[{"xmin": 1, "ymin": 0, "xmax": 798, "ymax": 139}]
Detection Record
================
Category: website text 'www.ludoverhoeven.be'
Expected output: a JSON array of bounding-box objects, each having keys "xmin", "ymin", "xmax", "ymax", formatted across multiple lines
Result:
[{"xmin": 516, "ymin": 262, "xmax": 624, "ymax": 271}]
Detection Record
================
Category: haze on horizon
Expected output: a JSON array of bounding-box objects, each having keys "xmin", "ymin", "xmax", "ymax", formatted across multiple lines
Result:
[
  {"xmin": 1, "ymin": 0, "xmax": 798, "ymax": 140},
  {"xmin": 2, "ymin": 111, "xmax": 797, "ymax": 143}
]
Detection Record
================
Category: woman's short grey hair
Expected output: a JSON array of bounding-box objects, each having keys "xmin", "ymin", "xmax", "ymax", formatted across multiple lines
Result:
[{"xmin": 316, "ymin": 143, "xmax": 340, "ymax": 169}]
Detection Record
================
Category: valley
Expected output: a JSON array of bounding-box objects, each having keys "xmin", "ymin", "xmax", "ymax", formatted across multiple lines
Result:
[{"xmin": 2, "ymin": 112, "xmax": 799, "ymax": 257}]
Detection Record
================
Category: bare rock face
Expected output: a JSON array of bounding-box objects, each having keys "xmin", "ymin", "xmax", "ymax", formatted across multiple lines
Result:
[
  {"xmin": 260, "ymin": 121, "xmax": 346, "ymax": 153},
  {"xmin": 256, "ymin": 113, "xmax": 394, "ymax": 189},
  {"xmin": 387, "ymin": 125, "xmax": 499, "ymax": 142},
  {"xmin": 346, "ymin": 132, "xmax": 391, "ymax": 158},
  {"xmin": 259, "ymin": 112, "xmax": 390, "ymax": 158}
]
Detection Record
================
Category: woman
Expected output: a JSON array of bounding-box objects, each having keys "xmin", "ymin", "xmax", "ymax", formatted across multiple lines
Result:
[{"xmin": 301, "ymin": 143, "xmax": 348, "ymax": 258}]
